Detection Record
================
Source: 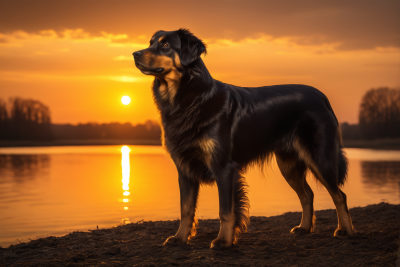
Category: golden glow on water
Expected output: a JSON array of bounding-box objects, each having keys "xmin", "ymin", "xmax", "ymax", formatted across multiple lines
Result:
[
  {"xmin": 121, "ymin": 145, "xmax": 131, "ymax": 154},
  {"xmin": 121, "ymin": 145, "xmax": 131, "ymax": 222},
  {"xmin": 0, "ymin": 146, "xmax": 399, "ymax": 248}
]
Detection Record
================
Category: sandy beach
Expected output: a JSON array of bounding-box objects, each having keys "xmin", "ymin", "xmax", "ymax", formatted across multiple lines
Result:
[{"xmin": 0, "ymin": 202, "xmax": 399, "ymax": 266}]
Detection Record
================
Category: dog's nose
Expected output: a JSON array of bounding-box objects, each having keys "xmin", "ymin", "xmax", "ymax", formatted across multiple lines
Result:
[{"xmin": 133, "ymin": 51, "xmax": 143, "ymax": 58}]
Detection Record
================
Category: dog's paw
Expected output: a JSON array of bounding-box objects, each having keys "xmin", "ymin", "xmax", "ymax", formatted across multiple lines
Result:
[
  {"xmin": 334, "ymin": 228, "xmax": 352, "ymax": 238},
  {"xmin": 163, "ymin": 236, "xmax": 187, "ymax": 246},
  {"xmin": 210, "ymin": 238, "xmax": 232, "ymax": 250},
  {"xmin": 290, "ymin": 226, "xmax": 310, "ymax": 236}
]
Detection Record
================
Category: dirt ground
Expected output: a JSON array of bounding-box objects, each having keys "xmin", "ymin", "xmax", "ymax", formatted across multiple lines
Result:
[{"xmin": 1, "ymin": 202, "xmax": 399, "ymax": 267}]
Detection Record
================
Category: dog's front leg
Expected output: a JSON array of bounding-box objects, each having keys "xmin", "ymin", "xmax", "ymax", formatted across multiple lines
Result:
[
  {"xmin": 211, "ymin": 163, "xmax": 237, "ymax": 249},
  {"xmin": 164, "ymin": 171, "xmax": 199, "ymax": 246}
]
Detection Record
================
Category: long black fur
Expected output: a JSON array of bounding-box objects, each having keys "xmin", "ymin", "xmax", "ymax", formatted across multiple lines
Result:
[
  {"xmin": 233, "ymin": 167, "xmax": 250, "ymax": 243},
  {"xmin": 133, "ymin": 29, "xmax": 349, "ymax": 247}
]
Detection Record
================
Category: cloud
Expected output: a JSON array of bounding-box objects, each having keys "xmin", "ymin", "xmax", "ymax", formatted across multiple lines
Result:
[
  {"xmin": 0, "ymin": 71, "xmax": 149, "ymax": 83},
  {"xmin": 0, "ymin": 29, "xmax": 148, "ymax": 82},
  {"xmin": 0, "ymin": 0, "xmax": 399, "ymax": 51},
  {"xmin": 0, "ymin": 29, "xmax": 147, "ymax": 51},
  {"xmin": 108, "ymin": 76, "xmax": 149, "ymax": 83},
  {"xmin": 206, "ymin": 35, "xmax": 345, "ymax": 55}
]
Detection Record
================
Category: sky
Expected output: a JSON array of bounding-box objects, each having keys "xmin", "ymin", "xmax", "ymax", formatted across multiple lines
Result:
[{"xmin": 0, "ymin": 0, "xmax": 399, "ymax": 125}]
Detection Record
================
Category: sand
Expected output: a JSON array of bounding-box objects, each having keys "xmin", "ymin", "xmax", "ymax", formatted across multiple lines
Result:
[{"xmin": 1, "ymin": 202, "xmax": 399, "ymax": 266}]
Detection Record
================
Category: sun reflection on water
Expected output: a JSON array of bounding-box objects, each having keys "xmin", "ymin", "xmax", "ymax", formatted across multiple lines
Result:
[{"xmin": 121, "ymin": 145, "xmax": 131, "ymax": 219}]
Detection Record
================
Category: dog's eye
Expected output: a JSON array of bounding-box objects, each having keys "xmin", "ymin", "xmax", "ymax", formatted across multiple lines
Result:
[{"xmin": 163, "ymin": 43, "xmax": 169, "ymax": 48}]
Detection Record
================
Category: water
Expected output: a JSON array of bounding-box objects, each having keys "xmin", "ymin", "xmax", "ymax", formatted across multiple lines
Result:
[{"xmin": 0, "ymin": 146, "xmax": 399, "ymax": 248}]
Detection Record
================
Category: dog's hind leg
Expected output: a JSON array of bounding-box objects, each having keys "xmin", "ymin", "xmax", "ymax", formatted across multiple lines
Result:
[
  {"xmin": 295, "ymin": 138, "xmax": 353, "ymax": 237},
  {"xmin": 164, "ymin": 171, "xmax": 199, "ymax": 245},
  {"xmin": 276, "ymin": 152, "xmax": 315, "ymax": 235},
  {"xmin": 211, "ymin": 162, "xmax": 249, "ymax": 249},
  {"xmin": 314, "ymin": 173, "xmax": 353, "ymax": 237}
]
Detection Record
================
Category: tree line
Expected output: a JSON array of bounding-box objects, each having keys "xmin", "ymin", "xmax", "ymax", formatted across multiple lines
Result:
[
  {"xmin": 0, "ymin": 97, "xmax": 162, "ymax": 141},
  {"xmin": 341, "ymin": 87, "xmax": 400, "ymax": 140},
  {"xmin": 0, "ymin": 98, "xmax": 53, "ymax": 140},
  {"xmin": 1, "ymin": 88, "xmax": 399, "ymax": 141},
  {"xmin": 51, "ymin": 121, "xmax": 161, "ymax": 140}
]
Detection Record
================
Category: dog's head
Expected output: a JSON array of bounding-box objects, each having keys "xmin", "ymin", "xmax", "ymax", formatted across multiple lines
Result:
[{"xmin": 133, "ymin": 29, "xmax": 207, "ymax": 78}]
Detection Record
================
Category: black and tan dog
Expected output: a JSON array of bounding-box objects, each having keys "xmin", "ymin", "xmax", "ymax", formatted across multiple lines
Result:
[{"xmin": 132, "ymin": 29, "xmax": 353, "ymax": 249}]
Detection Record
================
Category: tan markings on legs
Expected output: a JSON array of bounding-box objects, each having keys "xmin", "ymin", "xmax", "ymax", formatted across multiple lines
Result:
[
  {"xmin": 329, "ymin": 189, "xmax": 354, "ymax": 236},
  {"xmin": 198, "ymin": 138, "xmax": 216, "ymax": 167},
  {"xmin": 211, "ymin": 212, "xmax": 235, "ymax": 248},
  {"xmin": 164, "ymin": 182, "xmax": 199, "ymax": 246},
  {"xmin": 294, "ymin": 139, "xmax": 353, "ymax": 236},
  {"xmin": 289, "ymin": 179, "xmax": 315, "ymax": 233},
  {"xmin": 315, "ymin": 173, "xmax": 353, "ymax": 236},
  {"xmin": 302, "ymin": 182, "xmax": 316, "ymax": 232},
  {"xmin": 276, "ymin": 154, "xmax": 314, "ymax": 234},
  {"xmin": 174, "ymin": 201, "xmax": 198, "ymax": 242}
]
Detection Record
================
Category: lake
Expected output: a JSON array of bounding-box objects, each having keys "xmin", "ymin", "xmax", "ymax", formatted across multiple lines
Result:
[{"xmin": 0, "ymin": 145, "xmax": 399, "ymax": 248}]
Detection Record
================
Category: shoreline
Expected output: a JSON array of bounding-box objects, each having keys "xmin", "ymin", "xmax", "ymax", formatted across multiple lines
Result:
[
  {"xmin": 1, "ymin": 138, "xmax": 400, "ymax": 150},
  {"xmin": 0, "ymin": 139, "xmax": 161, "ymax": 147},
  {"xmin": 1, "ymin": 202, "xmax": 399, "ymax": 266},
  {"xmin": 343, "ymin": 138, "xmax": 400, "ymax": 150}
]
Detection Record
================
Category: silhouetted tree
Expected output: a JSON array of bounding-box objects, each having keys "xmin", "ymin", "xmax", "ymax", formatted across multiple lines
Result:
[
  {"xmin": 359, "ymin": 87, "xmax": 400, "ymax": 139},
  {"xmin": 0, "ymin": 99, "xmax": 8, "ymax": 138},
  {"xmin": 0, "ymin": 97, "xmax": 53, "ymax": 140}
]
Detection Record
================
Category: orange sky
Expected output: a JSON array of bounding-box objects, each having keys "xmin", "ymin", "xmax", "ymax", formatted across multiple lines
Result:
[{"xmin": 0, "ymin": 0, "xmax": 399, "ymax": 124}]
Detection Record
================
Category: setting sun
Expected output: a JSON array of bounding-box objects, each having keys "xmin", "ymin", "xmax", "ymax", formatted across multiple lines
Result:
[{"xmin": 121, "ymin": 96, "xmax": 131, "ymax": 105}]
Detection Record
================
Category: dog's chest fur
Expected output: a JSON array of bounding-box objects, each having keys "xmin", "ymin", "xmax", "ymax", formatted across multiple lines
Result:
[{"xmin": 152, "ymin": 78, "xmax": 229, "ymax": 181}]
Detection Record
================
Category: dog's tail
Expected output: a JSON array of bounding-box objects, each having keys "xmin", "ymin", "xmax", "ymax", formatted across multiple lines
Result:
[{"xmin": 323, "ymin": 95, "xmax": 348, "ymax": 186}]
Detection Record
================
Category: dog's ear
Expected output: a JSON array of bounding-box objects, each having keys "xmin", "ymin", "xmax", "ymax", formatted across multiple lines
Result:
[{"xmin": 176, "ymin": 29, "xmax": 207, "ymax": 67}]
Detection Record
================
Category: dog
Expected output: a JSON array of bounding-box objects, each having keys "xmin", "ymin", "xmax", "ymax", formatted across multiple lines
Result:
[{"xmin": 133, "ymin": 29, "xmax": 354, "ymax": 249}]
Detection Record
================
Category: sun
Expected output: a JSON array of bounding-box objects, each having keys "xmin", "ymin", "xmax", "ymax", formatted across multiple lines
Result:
[
  {"xmin": 121, "ymin": 96, "xmax": 131, "ymax": 105},
  {"xmin": 121, "ymin": 145, "xmax": 131, "ymax": 153}
]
